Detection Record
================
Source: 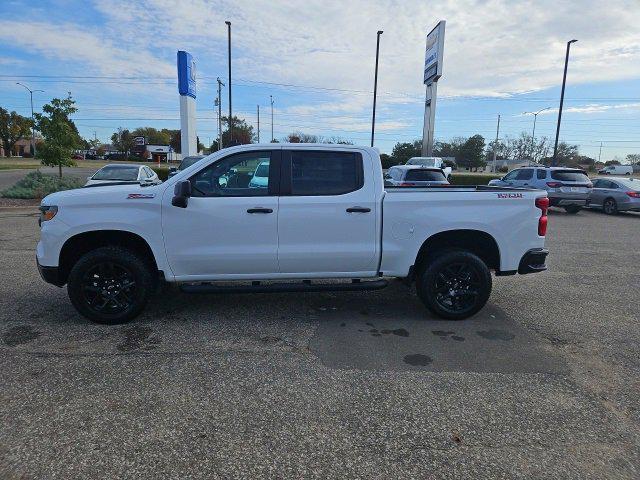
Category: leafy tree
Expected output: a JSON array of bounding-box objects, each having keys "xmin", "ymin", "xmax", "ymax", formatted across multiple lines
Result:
[
  {"xmin": 111, "ymin": 128, "xmax": 134, "ymax": 154},
  {"xmin": 0, "ymin": 108, "xmax": 32, "ymax": 157},
  {"xmin": 626, "ymin": 154, "xmax": 640, "ymax": 165},
  {"xmin": 604, "ymin": 159, "xmax": 621, "ymax": 166},
  {"xmin": 131, "ymin": 127, "xmax": 171, "ymax": 145},
  {"xmin": 390, "ymin": 140, "xmax": 421, "ymax": 165},
  {"xmin": 380, "ymin": 153, "xmax": 398, "ymax": 169},
  {"xmin": 285, "ymin": 131, "xmax": 318, "ymax": 143},
  {"xmin": 221, "ymin": 116, "xmax": 255, "ymax": 146},
  {"xmin": 541, "ymin": 142, "xmax": 579, "ymax": 166},
  {"xmin": 34, "ymin": 94, "xmax": 81, "ymax": 177},
  {"xmin": 457, "ymin": 135, "xmax": 486, "ymax": 171}
]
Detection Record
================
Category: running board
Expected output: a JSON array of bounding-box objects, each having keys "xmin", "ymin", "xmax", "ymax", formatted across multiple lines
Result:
[{"xmin": 179, "ymin": 279, "xmax": 388, "ymax": 294}]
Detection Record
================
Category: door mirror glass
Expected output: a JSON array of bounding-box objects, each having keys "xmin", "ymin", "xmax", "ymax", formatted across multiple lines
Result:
[{"xmin": 172, "ymin": 180, "xmax": 192, "ymax": 208}]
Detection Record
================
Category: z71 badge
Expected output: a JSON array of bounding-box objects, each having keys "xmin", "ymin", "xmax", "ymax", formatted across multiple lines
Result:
[{"xmin": 497, "ymin": 193, "xmax": 523, "ymax": 198}]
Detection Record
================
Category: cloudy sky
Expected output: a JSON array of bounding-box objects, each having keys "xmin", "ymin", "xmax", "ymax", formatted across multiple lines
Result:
[{"xmin": 1, "ymin": 0, "xmax": 639, "ymax": 159}]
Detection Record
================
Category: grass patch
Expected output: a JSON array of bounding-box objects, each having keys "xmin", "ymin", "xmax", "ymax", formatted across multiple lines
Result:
[{"xmin": 1, "ymin": 171, "xmax": 83, "ymax": 199}]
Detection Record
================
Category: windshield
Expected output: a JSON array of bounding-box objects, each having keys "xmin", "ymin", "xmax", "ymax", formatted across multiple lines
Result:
[
  {"xmin": 405, "ymin": 170, "xmax": 446, "ymax": 181},
  {"xmin": 550, "ymin": 170, "xmax": 590, "ymax": 183},
  {"xmin": 408, "ymin": 158, "xmax": 437, "ymax": 167},
  {"xmin": 254, "ymin": 163, "xmax": 269, "ymax": 177},
  {"xmin": 92, "ymin": 166, "xmax": 139, "ymax": 181},
  {"xmin": 179, "ymin": 157, "xmax": 202, "ymax": 170}
]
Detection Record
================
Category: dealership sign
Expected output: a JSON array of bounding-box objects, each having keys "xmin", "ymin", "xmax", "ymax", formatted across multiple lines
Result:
[
  {"xmin": 424, "ymin": 21, "xmax": 445, "ymax": 85},
  {"xmin": 177, "ymin": 50, "xmax": 196, "ymax": 98}
]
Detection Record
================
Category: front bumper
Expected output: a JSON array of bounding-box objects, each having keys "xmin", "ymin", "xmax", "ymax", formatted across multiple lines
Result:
[
  {"xmin": 518, "ymin": 248, "xmax": 549, "ymax": 274},
  {"xmin": 36, "ymin": 257, "xmax": 64, "ymax": 287}
]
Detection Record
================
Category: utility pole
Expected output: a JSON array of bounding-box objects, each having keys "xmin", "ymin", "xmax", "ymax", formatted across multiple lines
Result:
[
  {"xmin": 598, "ymin": 141, "xmax": 603, "ymax": 163},
  {"xmin": 216, "ymin": 77, "xmax": 224, "ymax": 149},
  {"xmin": 270, "ymin": 95, "xmax": 274, "ymax": 142},
  {"xmin": 16, "ymin": 83, "xmax": 44, "ymax": 157},
  {"xmin": 552, "ymin": 39, "xmax": 578, "ymax": 166},
  {"xmin": 371, "ymin": 30, "xmax": 383, "ymax": 148},
  {"xmin": 257, "ymin": 105, "xmax": 260, "ymax": 143},
  {"xmin": 225, "ymin": 21, "xmax": 233, "ymax": 145},
  {"xmin": 492, "ymin": 114, "xmax": 500, "ymax": 173}
]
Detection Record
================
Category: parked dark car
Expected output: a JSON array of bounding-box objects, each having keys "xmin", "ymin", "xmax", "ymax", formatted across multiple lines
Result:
[{"xmin": 168, "ymin": 155, "xmax": 205, "ymax": 178}]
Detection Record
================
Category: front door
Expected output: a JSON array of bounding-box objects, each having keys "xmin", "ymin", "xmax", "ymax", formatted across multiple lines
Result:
[
  {"xmin": 162, "ymin": 149, "xmax": 280, "ymax": 280},
  {"xmin": 276, "ymin": 149, "xmax": 379, "ymax": 275}
]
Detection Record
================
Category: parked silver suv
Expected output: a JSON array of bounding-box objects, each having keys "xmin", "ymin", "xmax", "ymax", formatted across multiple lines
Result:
[{"xmin": 489, "ymin": 167, "xmax": 592, "ymax": 214}]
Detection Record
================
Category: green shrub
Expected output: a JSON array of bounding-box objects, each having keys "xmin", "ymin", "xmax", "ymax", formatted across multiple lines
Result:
[
  {"xmin": 449, "ymin": 173, "xmax": 501, "ymax": 186},
  {"xmin": 1, "ymin": 170, "xmax": 83, "ymax": 199},
  {"xmin": 150, "ymin": 166, "xmax": 170, "ymax": 181}
]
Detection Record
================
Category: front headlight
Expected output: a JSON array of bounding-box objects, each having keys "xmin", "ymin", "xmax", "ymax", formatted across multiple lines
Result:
[{"xmin": 38, "ymin": 205, "xmax": 58, "ymax": 226}]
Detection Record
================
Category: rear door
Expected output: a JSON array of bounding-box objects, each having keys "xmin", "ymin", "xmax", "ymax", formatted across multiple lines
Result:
[{"xmin": 277, "ymin": 148, "xmax": 379, "ymax": 275}]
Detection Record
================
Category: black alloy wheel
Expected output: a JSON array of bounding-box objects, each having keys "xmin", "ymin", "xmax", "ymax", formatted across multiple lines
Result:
[{"xmin": 417, "ymin": 250, "xmax": 492, "ymax": 320}]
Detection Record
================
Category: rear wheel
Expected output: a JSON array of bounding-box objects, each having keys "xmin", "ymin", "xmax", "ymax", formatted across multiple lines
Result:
[
  {"xmin": 564, "ymin": 205, "xmax": 582, "ymax": 214},
  {"xmin": 416, "ymin": 250, "xmax": 492, "ymax": 320},
  {"xmin": 603, "ymin": 198, "xmax": 618, "ymax": 215},
  {"xmin": 67, "ymin": 246, "xmax": 154, "ymax": 324}
]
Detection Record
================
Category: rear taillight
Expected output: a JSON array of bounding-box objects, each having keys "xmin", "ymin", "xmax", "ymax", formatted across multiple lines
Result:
[
  {"xmin": 535, "ymin": 197, "xmax": 549, "ymax": 236},
  {"xmin": 626, "ymin": 191, "xmax": 640, "ymax": 198},
  {"xmin": 546, "ymin": 182, "xmax": 562, "ymax": 188}
]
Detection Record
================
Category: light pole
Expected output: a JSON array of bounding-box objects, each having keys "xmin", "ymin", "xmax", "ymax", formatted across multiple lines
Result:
[
  {"xmin": 552, "ymin": 39, "xmax": 577, "ymax": 166},
  {"xmin": 257, "ymin": 104, "xmax": 260, "ymax": 143},
  {"xmin": 270, "ymin": 95, "xmax": 274, "ymax": 142},
  {"xmin": 524, "ymin": 107, "xmax": 550, "ymax": 165},
  {"xmin": 370, "ymin": 30, "xmax": 383, "ymax": 147},
  {"xmin": 216, "ymin": 77, "xmax": 224, "ymax": 149},
  {"xmin": 225, "ymin": 21, "xmax": 233, "ymax": 145},
  {"xmin": 16, "ymin": 82, "xmax": 44, "ymax": 157}
]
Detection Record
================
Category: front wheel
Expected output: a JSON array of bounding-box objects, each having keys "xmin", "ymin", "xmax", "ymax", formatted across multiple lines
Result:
[
  {"xmin": 564, "ymin": 205, "xmax": 582, "ymax": 214},
  {"xmin": 416, "ymin": 250, "xmax": 492, "ymax": 320},
  {"xmin": 67, "ymin": 247, "xmax": 154, "ymax": 324}
]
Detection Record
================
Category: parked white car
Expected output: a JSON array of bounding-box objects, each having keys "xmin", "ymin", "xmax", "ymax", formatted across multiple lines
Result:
[
  {"xmin": 384, "ymin": 165, "xmax": 449, "ymax": 186},
  {"xmin": 85, "ymin": 164, "xmax": 161, "ymax": 186},
  {"xmin": 598, "ymin": 164, "xmax": 633, "ymax": 176},
  {"xmin": 38, "ymin": 144, "xmax": 548, "ymax": 324},
  {"xmin": 406, "ymin": 157, "xmax": 453, "ymax": 180}
]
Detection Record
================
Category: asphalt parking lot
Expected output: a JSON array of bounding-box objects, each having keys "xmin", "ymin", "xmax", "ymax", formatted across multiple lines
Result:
[{"xmin": 1, "ymin": 206, "xmax": 639, "ymax": 479}]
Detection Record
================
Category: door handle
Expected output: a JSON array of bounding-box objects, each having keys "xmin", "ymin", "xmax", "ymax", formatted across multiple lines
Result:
[
  {"xmin": 346, "ymin": 206, "xmax": 371, "ymax": 213},
  {"xmin": 247, "ymin": 208, "xmax": 273, "ymax": 214}
]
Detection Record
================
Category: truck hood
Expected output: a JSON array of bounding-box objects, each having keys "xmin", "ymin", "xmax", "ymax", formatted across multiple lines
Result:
[{"xmin": 41, "ymin": 183, "xmax": 164, "ymax": 207}]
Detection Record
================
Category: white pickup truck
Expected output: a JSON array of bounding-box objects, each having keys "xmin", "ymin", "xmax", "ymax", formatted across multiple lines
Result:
[{"xmin": 37, "ymin": 144, "xmax": 549, "ymax": 324}]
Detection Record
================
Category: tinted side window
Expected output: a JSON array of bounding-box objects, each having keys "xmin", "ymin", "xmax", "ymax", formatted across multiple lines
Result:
[
  {"xmin": 503, "ymin": 170, "xmax": 518, "ymax": 180},
  {"xmin": 289, "ymin": 151, "xmax": 363, "ymax": 195},
  {"xmin": 536, "ymin": 169, "xmax": 547, "ymax": 179},
  {"xmin": 516, "ymin": 169, "xmax": 533, "ymax": 180},
  {"xmin": 190, "ymin": 151, "xmax": 272, "ymax": 197}
]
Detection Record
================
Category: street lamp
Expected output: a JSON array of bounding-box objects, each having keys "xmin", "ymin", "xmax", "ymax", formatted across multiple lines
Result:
[
  {"xmin": 225, "ymin": 21, "xmax": 233, "ymax": 145},
  {"xmin": 523, "ymin": 107, "xmax": 551, "ymax": 165},
  {"xmin": 370, "ymin": 30, "xmax": 383, "ymax": 147},
  {"xmin": 552, "ymin": 39, "xmax": 577, "ymax": 166},
  {"xmin": 16, "ymin": 82, "xmax": 44, "ymax": 157}
]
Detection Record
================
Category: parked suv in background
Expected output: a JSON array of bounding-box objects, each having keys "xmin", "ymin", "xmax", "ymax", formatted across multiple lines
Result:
[{"xmin": 489, "ymin": 167, "xmax": 592, "ymax": 214}]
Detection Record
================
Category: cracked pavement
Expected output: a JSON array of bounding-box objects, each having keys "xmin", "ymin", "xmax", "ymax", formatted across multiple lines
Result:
[{"xmin": 1, "ymin": 205, "xmax": 639, "ymax": 479}]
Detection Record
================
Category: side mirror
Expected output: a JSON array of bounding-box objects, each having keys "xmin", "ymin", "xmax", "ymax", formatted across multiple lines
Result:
[{"xmin": 172, "ymin": 180, "xmax": 191, "ymax": 208}]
